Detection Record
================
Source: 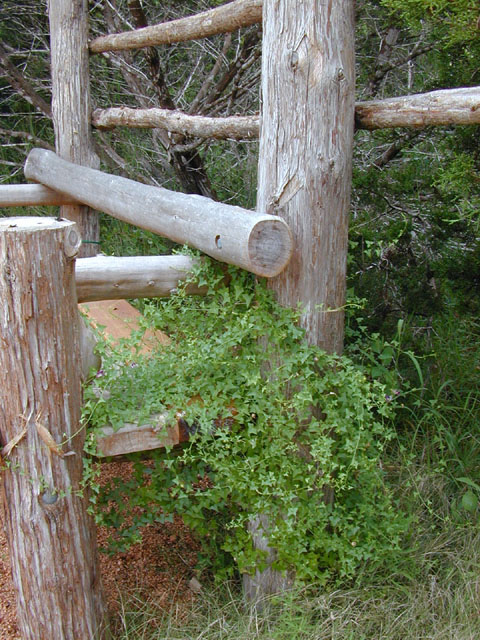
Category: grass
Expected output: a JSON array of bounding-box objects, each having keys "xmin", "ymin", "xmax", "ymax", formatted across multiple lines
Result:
[{"xmin": 110, "ymin": 461, "xmax": 480, "ymax": 639}]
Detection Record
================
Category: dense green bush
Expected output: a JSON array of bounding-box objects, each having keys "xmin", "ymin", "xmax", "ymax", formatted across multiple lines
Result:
[{"xmin": 83, "ymin": 257, "xmax": 405, "ymax": 583}]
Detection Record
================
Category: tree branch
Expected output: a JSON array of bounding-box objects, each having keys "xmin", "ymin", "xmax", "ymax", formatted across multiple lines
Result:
[{"xmin": 0, "ymin": 42, "xmax": 52, "ymax": 118}]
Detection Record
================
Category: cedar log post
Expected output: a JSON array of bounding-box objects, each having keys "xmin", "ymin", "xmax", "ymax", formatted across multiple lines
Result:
[
  {"xmin": 49, "ymin": 0, "xmax": 99, "ymax": 257},
  {"xmin": 243, "ymin": 0, "xmax": 356, "ymax": 602},
  {"xmin": 25, "ymin": 148, "xmax": 293, "ymax": 278},
  {"xmin": 0, "ymin": 217, "xmax": 108, "ymax": 639}
]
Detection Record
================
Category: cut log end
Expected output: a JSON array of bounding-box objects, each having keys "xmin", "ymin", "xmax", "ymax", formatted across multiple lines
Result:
[{"xmin": 248, "ymin": 219, "xmax": 293, "ymax": 278}]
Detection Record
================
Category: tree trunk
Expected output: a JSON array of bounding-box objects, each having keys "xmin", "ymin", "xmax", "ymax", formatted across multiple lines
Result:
[
  {"xmin": 243, "ymin": 0, "xmax": 355, "ymax": 601},
  {"xmin": 48, "ymin": 0, "xmax": 99, "ymax": 257},
  {"xmin": 0, "ymin": 217, "xmax": 108, "ymax": 639}
]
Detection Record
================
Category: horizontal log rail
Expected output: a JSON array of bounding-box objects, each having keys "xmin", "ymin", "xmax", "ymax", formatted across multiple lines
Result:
[
  {"xmin": 89, "ymin": 0, "xmax": 262, "ymax": 54},
  {"xmin": 95, "ymin": 414, "xmax": 189, "ymax": 457},
  {"xmin": 92, "ymin": 86, "xmax": 480, "ymax": 138},
  {"xmin": 0, "ymin": 183, "xmax": 77, "ymax": 207},
  {"xmin": 92, "ymin": 107, "xmax": 259, "ymax": 140},
  {"xmin": 25, "ymin": 148, "xmax": 293, "ymax": 278},
  {"xmin": 76, "ymin": 254, "xmax": 204, "ymax": 302},
  {"xmin": 356, "ymin": 86, "xmax": 480, "ymax": 130}
]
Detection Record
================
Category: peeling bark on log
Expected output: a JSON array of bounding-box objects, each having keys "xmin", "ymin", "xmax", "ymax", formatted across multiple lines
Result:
[
  {"xmin": 75, "ymin": 254, "xmax": 204, "ymax": 302},
  {"xmin": 25, "ymin": 148, "xmax": 293, "ymax": 278},
  {"xmin": 355, "ymin": 86, "xmax": 480, "ymax": 130},
  {"xmin": 90, "ymin": 0, "xmax": 262, "ymax": 54},
  {"xmin": 92, "ymin": 107, "xmax": 260, "ymax": 140},
  {"xmin": 0, "ymin": 217, "xmax": 108, "ymax": 639},
  {"xmin": 49, "ymin": 0, "xmax": 99, "ymax": 257},
  {"xmin": 0, "ymin": 184, "xmax": 76, "ymax": 207}
]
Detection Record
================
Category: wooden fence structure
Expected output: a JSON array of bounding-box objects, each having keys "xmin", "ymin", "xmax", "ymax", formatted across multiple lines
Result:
[{"xmin": 1, "ymin": 0, "xmax": 480, "ymax": 637}]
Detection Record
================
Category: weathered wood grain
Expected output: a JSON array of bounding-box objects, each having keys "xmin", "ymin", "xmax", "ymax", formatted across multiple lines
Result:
[
  {"xmin": 0, "ymin": 183, "xmax": 76, "ymax": 207},
  {"xmin": 243, "ymin": 0, "xmax": 356, "ymax": 603},
  {"xmin": 356, "ymin": 86, "xmax": 480, "ymax": 129},
  {"xmin": 95, "ymin": 417, "xmax": 188, "ymax": 457},
  {"xmin": 92, "ymin": 86, "xmax": 480, "ymax": 140},
  {"xmin": 90, "ymin": 0, "xmax": 262, "ymax": 53},
  {"xmin": 25, "ymin": 148, "xmax": 293, "ymax": 278},
  {"xmin": 75, "ymin": 254, "xmax": 203, "ymax": 302},
  {"xmin": 0, "ymin": 216, "xmax": 108, "ymax": 639},
  {"xmin": 92, "ymin": 107, "xmax": 259, "ymax": 140},
  {"xmin": 49, "ymin": 0, "xmax": 99, "ymax": 257}
]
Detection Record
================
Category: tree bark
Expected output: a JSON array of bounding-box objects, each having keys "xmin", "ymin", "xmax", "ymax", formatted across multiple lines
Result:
[
  {"xmin": 243, "ymin": 0, "xmax": 355, "ymax": 602},
  {"xmin": 90, "ymin": 0, "xmax": 262, "ymax": 54},
  {"xmin": 0, "ymin": 217, "xmax": 108, "ymax": 639},
  {"xmin": 25, "ymin": 148, "xmax": 293, "ymax": 278},
  {"xmin": 259, "ymin": 0, "xmax": 355, "ymax": 352},
  {"xmin": 48, "ymin": 0, "xmax": 99, "ymax": 257}
]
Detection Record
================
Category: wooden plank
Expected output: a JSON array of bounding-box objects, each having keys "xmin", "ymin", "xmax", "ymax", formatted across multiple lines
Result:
[
  {"xmin": 95, "ymin": 416, "xmax": 189, "ymax": 457},
  {"xmin": 75, "ymin": 254, "xmax": 204, "ymax": 302},
  {"xmin": 0, "ymin": 183, "xmax": 76, "ymax": 207},
  {"xmin": 79, "ymin": 299, "xmax": 170, "ymax": 350},
  {"xmin": 25, "ymin": 148, "xmax": 293, "ymax": 278},
  {"xmin": 90, "ymin": 0, "xmax": 262, "ymax": 54},
  {"xmin": 79, "ymin": 299, "xmax": 185, "ymax": 456}
]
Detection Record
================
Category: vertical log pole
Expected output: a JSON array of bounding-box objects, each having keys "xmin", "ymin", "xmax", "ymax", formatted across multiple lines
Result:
[
  {"xmin": 48, "ymin": 0, "xmax": 100, "ymax": 257},
  {"xmin": 259, "ymin": 0, "xmax": 355, "ymax": 352},
  {"xmin": 0, "ymin": 217, "xmax": 108, "ymax": 639},
  {"xmin": 244, "ymin": 0, "xmax": 356, "ymax": 601}
]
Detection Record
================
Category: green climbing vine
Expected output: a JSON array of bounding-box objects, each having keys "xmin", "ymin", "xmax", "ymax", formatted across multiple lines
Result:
[{"xmin": 82, "ymin": 253, "xmax": 405, "ymax": 583}]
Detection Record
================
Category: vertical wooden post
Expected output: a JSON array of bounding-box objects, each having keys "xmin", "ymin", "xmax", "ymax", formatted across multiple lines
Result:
[
  {"xmin": 0, "ymin": 217, "xmax": 108, "ymax": 639},
  {"xmin": 244, "ymin": 0, "xmax": 356, "ymax": 601},
  {"xmin": 48, "ymin": 0, "xmax": 100, "ymax": 257},
  {"xmin": 259, "ymin": 0, "xmax": 355, "ymax": 353}
]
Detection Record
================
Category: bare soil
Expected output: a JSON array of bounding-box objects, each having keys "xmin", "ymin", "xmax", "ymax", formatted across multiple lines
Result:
[{"xmin": 0, "ymin": 461, "xmax": 200, "ymax": 640}]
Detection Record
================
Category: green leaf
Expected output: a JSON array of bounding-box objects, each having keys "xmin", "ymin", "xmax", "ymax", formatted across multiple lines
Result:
[{"xmin": 461, "ymin": 490, "xmax": 478, "ymax": 513}]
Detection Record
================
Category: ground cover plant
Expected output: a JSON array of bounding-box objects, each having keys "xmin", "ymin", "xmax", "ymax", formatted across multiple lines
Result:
[{"xmin": 83, "ymin": 256, "xmax": 406, "ymax": 585}]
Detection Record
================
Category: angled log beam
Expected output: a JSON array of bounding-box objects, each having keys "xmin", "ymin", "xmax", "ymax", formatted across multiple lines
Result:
[
  {"xmin": 75, "ymin": 254, "xmax": 204, "ymax": 302},
  {"xmin": 0, "ymin": 184, "xmax": 77, "ymax": 207},
  {"xmin": 90, "ymin": 0, "xmax": 262, "ymax": 54},
  {"xmin": 25, "ymin": 148, "xmax": 293, "ymax": 278},
  {"xmin": 356, "ymin": 86, "xmax": 480, "ymax": 130},
  {"xmin": 92, "ymin": 107, "xmax": 259, "ymax": 140}
]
